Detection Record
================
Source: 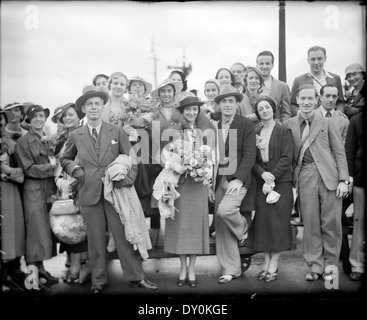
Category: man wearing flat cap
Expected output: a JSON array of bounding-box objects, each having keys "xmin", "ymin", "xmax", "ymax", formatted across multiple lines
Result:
[
  {"xmin": 61, "ymin": 85, "xmax": 158, "ymax": 294},
  {"xmin": 211, "ymin": 84, "xmax": 256, "ymax": 284}
]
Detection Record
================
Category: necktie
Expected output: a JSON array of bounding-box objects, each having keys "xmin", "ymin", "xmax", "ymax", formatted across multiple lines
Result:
[
  {"xmin": 326, "ymin": 111, "xmax": 332, "ymax": 118},
  {"xmin": 92, "ymin": 128, "xmax": 98, "ymax": 144},
  {"xmin": 300, "ymin": 119, "xmax": 310, "ymax": 163}
]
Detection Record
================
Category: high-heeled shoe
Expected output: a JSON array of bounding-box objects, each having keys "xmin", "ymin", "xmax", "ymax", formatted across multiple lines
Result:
[
  {"xmin": 188, "ymin": 279, "xmax": 197, "ymax": 288},
  {"xmin": 257, "ymin": 270, "xmax": 267, "ymax": 280},
  {"xmin": 176, "ymin": 278, "xmax": 186, "ymax": 287},
  {"xmin": 264, "ymin": 269, "xmax": 278, "ymax": 283}
]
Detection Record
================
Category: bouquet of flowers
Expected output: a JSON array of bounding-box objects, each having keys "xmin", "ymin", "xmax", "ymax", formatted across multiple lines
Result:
[{"xmin": 125, "ymin": 94, "xmax": 158, "ymax": 127}]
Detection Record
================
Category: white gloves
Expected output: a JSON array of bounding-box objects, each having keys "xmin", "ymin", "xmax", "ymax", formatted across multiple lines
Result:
[{"xmin": 262, "ymin": 182, "xmax": 275, "ymax": 195}]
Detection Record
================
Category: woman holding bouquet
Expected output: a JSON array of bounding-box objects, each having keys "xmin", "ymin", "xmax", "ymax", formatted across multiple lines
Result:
[
  {"xmin": 246, "ymin": 96, "xmax": 293, "ymax": 282},
  {"xmin": 163, "ymin": 96, "xmax": 216, "ymax": 288},
  {"xmin": 53, "ymin": 102, "xmax": 88, "ymax": 283}
]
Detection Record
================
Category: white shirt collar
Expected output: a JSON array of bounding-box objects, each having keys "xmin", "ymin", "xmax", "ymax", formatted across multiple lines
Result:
[
  {"xmin": 87, "ymin": 122, "xmax": 102, "ymax": 135},
  {"xmin": 308, "ymin": 70, "xmax": 334, "ymax": 80},
  {"xmin": 320, "ymin": 105, "xmax": 334, "ymax": 117}
]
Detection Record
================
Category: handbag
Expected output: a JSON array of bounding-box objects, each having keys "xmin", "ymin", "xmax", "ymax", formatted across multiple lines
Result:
[
  {"xmin": 49, "ymin": 199, "xmax": 87, "ymax": 245},
  {"xmin": 134, "ymin": 162, "xmax": 152, "ymax": 198}
]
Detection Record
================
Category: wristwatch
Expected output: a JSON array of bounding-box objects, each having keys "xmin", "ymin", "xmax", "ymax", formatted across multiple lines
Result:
[{"xmin": 340, "ymin": 180, "xmax": 350, "ymax": 185}]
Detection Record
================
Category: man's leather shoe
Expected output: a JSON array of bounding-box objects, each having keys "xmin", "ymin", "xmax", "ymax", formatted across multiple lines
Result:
[
  {"xmin": 130, "ymin": 279, "xmax": 158, "ymax": 291},
  {"xmin": 39, "ymin": 271, "xmax": 59, "ymax": 284}
]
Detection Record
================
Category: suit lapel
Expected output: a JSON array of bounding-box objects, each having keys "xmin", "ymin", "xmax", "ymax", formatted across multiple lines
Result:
[
  {"xmin": 80, "ymin": 125, "xmax": 98, "ymax": 162},
  {"xmin": 225, "ymin": 115, "xmax": 240, "ymax": 152},
  {"xmin": 99, "ymin": 122, "xmax": 112, "ymax": 162},
  {"xmin": 308, "ymin": 113, "xmax": 324, "ymax": 146}
]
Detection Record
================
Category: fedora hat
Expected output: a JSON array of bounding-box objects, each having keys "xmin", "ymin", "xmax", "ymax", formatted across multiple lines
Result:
[
  {"xmin": 25, "ymin": 105, "xmax": 50, "ymax": 123},
  {"xmin": 59, "ymin": 103, "xmax": 85, "ymax": 124},
  {"xmin": 51, "ymin": 105, "xmax": 65, "ymax": 123},
  {"xmin": 75, "ymin": 85, "xmax": 109, "ymax": 110},
  {"xmin": 128, "ymin": 76, "xmax": 153, "ymax": 96},
  {"xmin": 176, "ymin": 96, "xmax": 204, "ymax": 112},
  {"xmin": 214, "ymin": 84, "xmax": 243, "ymax": 104},
  {"xmin": 151, "ymin": 78, "xmax": 183, "ymax": 100}
]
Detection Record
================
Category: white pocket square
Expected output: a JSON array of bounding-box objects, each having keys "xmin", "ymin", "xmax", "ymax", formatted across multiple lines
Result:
[{"xmin": 111, "ymin": 139, "xmax": 118, "ymax": 144}]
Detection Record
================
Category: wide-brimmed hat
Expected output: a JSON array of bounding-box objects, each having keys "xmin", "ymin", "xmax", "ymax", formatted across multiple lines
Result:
[
  {"xmin": 151, "ymin": 78, "xmax": 183, "ymax": 100},
  {"xmin": 176, "ymin": 96, "xmax": 204, "ymax": 112},
  {"xmin": 214, "ymin": 84, "xmax": 243, "ymax": 104},
  {"xmin": 75, "ymin": 85, "xmax": 109, "ymax": 110},
  {"xmin": 59, "ymin": 103, "xmax": 85, "ymax": 124},
  {"xmin": 25, "ymin": 105, "xmax": 50, "ymax": 123},
  {"xmin": 4, "ymin": 102, "xmax": 25, "ymax": 111},
  {"xmin": 51, "ymin": 105, "xmax": 65, "ymax": 123},
  {"xmin": 127, "ymin": 76, "xmax": 153, "ymax": 96}
]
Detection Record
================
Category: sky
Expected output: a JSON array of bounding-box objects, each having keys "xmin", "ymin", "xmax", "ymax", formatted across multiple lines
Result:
[{"xmin": 1, "ymin": 0, "xmax": 365, "ymax": 133}]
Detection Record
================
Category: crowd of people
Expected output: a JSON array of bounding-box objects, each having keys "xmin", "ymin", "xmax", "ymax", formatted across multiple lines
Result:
[{"xmin": 1, "ymin": 45, "xmax": 365, "ymax": 294}]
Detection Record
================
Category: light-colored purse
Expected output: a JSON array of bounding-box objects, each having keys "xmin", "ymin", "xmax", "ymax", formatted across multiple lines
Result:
[{"xmin": 49, "ymin": 199, "xmax": 87, "ymax": 245}]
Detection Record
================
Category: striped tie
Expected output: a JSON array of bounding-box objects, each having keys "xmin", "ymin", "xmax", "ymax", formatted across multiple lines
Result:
[{"xmin": 92, "ymin": 128, "xmax": 98, "ymax": 145}]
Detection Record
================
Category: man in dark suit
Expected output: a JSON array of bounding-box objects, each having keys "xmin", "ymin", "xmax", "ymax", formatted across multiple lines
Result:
[
  {"xmin": 285, "ymin": 84, "xmax": 349, "ymax": 282},
  {"xmin": 290, "ymin": 46, "xmax": 344, "ymax": 116},
  {"xmin": 256, "ymin": 50, "xmax": 292, "ymax": 124},
  {"xmin": 209, "ymin": 85, "xmax": 256, "ymax": 284},
  {"xmin": 61, "ymin": 85, "xmax": 157, "ymax": 294}
]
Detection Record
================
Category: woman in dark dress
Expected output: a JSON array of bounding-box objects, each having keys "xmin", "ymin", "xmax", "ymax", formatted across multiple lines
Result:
[{"xmin": 247, "ymin": 96, "xmax": 293, "ymax": 282}]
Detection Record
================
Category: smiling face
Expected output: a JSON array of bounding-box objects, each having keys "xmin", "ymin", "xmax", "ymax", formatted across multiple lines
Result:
[
  {"xmin": 129, "ymin": 80, "xmax": 146, "ymax": 97},
  {"xmin": 256, "ymin": 100, "xmax": 274, "ymax": 121},
  {"xmin": 62, "ymin": 106, "xmax": 80, "ymax": 129},
  {"xmin": 204, "ymin": 82, "xmax": 219, "ymax": 102},
  {"xmin": 217, "ymin": 70, "xmax": 232, "ymax": 86},
  {"xmin": 346, "ymin": 71, "xmax": 364, "ymax": 88},
  {"xmin": 95, "ymin": 77, "xmax": 109, "ymax": 92},
  {"xmin": 307, "ymin": 49, "xmax": 326, "ymax": 74},
  {"xmin": 182, "ymin": 105, "xmax": 199, "ymax": 124},
  {"xmin": 246, "ymin": 70, "xmax": 261, "ymax": 91},
  {"xmin": 8, "ymin": 107, "xmax": 22, "ymax": 124},
  {"xmin": 29, "ymin": 111, "xmax": 46, "ymax": 131},
  {"xmin": 82, "ymin": 97, "xmax": 104, "ymax": 121},
  {"xmin": 219, "ymin": 96, "xmax": 238, "ymax": 117},
  {"xmin": 297, "ymin": 88, "xmax": 317, "ymax": 117},
  {"xmin": 256, "ymin": 55, "xmax": 274, "ymax": 79},
  {"xmin": 110, "ymin": 76, "xmax": 127, "ymax": 97},
  {"xmin": 159, "ymin": 85, "xmax": 175, "ymax": 104}
]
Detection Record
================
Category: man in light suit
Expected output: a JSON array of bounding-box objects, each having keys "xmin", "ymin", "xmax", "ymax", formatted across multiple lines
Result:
[
  {"xmin": 285, "ymin": 84, "xmax": 349, "ymax": 281},
  {"xmin": 290, "ymin": 46, "xmax": 344, "ymax": 116},
  {"xmin": 61, "ymin": 85, "xmax": 157, "ymax": 294},
  {"xmin": 256, "ymin": 50, "xmax": 292, "ymax": 124},
  {"xmin": 208, "ymin": 85, "xmax": 256, "ymax": 284}
]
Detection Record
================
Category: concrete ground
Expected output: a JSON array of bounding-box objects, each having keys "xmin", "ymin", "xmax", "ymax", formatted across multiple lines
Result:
[{"xmin": 2, "ymin": 217, "xmax": 365, "ymax": 317}]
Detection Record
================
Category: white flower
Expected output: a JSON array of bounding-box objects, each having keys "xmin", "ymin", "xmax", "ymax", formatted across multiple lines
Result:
[
  {"xmin": 189, "ymin": 158, "xmax": 198, "ymax": 167},
  {"xmin": 196, "ymin": 168, "xmax": 205, "ymax": 177}
]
